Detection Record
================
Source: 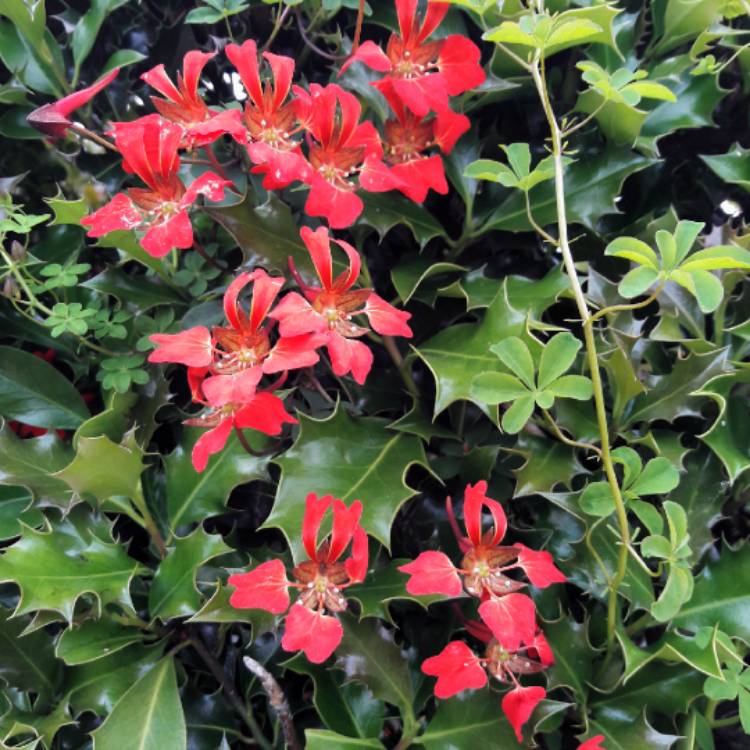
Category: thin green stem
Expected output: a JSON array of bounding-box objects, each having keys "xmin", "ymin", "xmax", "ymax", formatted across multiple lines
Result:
[
  {"xmin": 382, "ymin": 335, "xmax": 419, "ymax": 399},
  {"xmin": 261, "ymin": 1, "xmax": 290, "ymax": 52},
  {"xmin": 589, "ymin": 283, "xmax": 665, "ymax": 324},
  {"xmin": 541, "ymin": 408, "xmax": 601, "ymax": 456},
  {"xmin": 525, "ymin": 191, "xmax": 558, "ymax": 246},
  {"xmin": 709, "ymin": 714, "xmax": 740, "ymax": 729},
  {"xmin": 529, "ymin": 49, "xmax": 629, "ymax": 668},
  {"xmin": 131, "ymin": 484, "xmax": 167, "ymax": 558}
]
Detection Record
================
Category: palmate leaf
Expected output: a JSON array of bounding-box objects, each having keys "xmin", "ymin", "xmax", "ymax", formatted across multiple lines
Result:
[
  {"xmin": 266, "ymin": 404, "xmax": 432, "ymax": 561},
  {"xmin": 0, "ymin": 516, "xmax": 144, "ymax": 622}
]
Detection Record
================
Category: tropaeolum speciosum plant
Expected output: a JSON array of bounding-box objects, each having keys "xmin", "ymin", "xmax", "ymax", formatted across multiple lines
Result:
[{"xmin": 2, "ymin": 0, "xmax": 750, "ymax": 748}]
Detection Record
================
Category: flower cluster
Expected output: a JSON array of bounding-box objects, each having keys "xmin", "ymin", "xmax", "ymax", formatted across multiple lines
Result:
[
  {"xmin": 28, "ymin": 0, "xmax": 484, "ymax": 252},
  {"xmin": 228, "ymin": 492, "xmax": 368, "ymax": 663},
  {"xmin": 400, "ymin": 482, "xmax": 566, "ymax": 741},
  {"xmin": 148, "ymin": 225, "xmax": 411, "ymax": 470}
]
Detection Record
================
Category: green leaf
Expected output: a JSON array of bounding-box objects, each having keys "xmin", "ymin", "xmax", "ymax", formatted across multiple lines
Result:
[
  {"xmin": 0, "ymin": 346, "xmax": 89, "ymax": 429},
  {"xmin": 305, "ymin": 731, "xmax": 384, "ymax": 749},
  {"xmin": 0, "ymin": 516, "xmax": 143, "ymax": 622},
  {"xmin": 547, "ymin": 375, "xmax": 593, "ymax": 400},
  {"xmin": 547, "ymin": 19, "xmax": 603, "ymax": 49},
  {"xmin": 188, "ymin": 582, "xmax": 275, "ymax": 635},
  {"xmin": 651, "ymin": 564, "xmax": 694, "ymax": 621},
  {"xmin": 625, "ymin": 349, "xmax": 729, "ymax": 426},
  {"xmin": 481, "ymin": 148, "xmax": 653, "ymax": 233},
  {"xmin": 701, "ymin": 143, "xmax": 750, "ymax": 193},
  {"xmin": 0, "ymin": 424, "xmax": 74, "ymax": 504},
  {"xmin": 630, "ymin": 457, "xmax": 680, "ymax": 496},
  {"xmin": 537, "ymin": 333, "xmax": 581, "ymax": 390},
  {"xmin": 92, "ymin": 657, "xmax": 186, "ymax": 750},
  {"xmin": 463, "ymin": 158, "xmax": 518, "ymax": 187},
  {"xmin": 165, "ymin": 428, "xmax": 270, "ymax": 533},
  {"xmin": 589, "ymin": 707, "xmax": 679, "ymax": 749},
  {"xmin": 267, "ymin": 404, "xmax": 431, "ymax": 560},
  {"xmin": 502, "ymin": 394, "xmax": 535, "ymax": 434},
  {"xmin": 605, "ymin": 236, "xmax": 660, "ymax": 269},
  {"xmin": 651, "ymin": 0, "xmax": 723, "ymax": 56},
  {"xmin": 619, "ymin": 266, "xmax": 660, "ymax": 298},
  {"xmin": 416, "ymin": 280, "xmax": 526, "ymax": 417},
  {"xmin": 148, "ymin": 527, "xmax": 230, "ymax": 621},
  {"xmin": 390, "ymin": 256, "xmax": 464, "ymax": 305},
  {"xmin": 285, "ymin": 654, "xmax": 385, "ymax": 739},
  {"xmin": 579, "ymin": 481, "xmax": 614, "ymax": 517},
  {"xmin": 0, "ymin": 486, "xmax": 43, "ymax": 541},
  {"xmin": 82, "ymin": 268, "xmax": 186, "ymax": 311},
  {"xmin": 511, "ymin": 434, "xmax": 585, "ymax": 497},
  {"xmin": 490, "ymin": 337, "xmax": 535, "ymax": 389},
  {"xmin": 470, "ymin": 372, "xmax": 530, "ymax": 404},
  {"xmin": 543, "ymin": 615, "xmax": 597, "ymax": 700},
  {"xmin": 674, "ymin": 543, "xmax": 750, "ymax": 641},
  {"xmin": 415, "ymin": 689, "xmax": 517, "ymax": 748},
  {"xmin": 334, "ymin": 615, "xmax": 415, "ymax": 735},
  {"xmin": 55, "ymin": 619, "xmax": 144, "ymax": 665},
  {"xmin": 680, "ymin": 244, "xmax": 750, "ymax": 272},
  {"xmin": 0, "ymin": 0, "xmax": 47, "ymax": 51},
  {"xmin": 185, "ymin": 6, "xmax": 226, "ymax": 23},
  {"xmin": 72, "ymin": 0, "xmax": 129, "ymax": 79},
  {"xmin": 360, "ymin": 192, "xmax": 446, "ymax": 248},
  {"xmin": 102, "ymin": 49, "xmax": 146, "ymax": 73}
]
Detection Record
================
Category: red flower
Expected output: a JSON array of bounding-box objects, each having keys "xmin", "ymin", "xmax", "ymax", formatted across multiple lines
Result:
[
  {"xmin": 421, "ymin": 618, "xmax": 551, "ymax": 741},
  {"xmin": 81, "ymin": 116, "xmax": 230, "ymax": 257},
  {"xmin": 421, "ymin": 640, "xmax": 487, "ymax": 698},
  {"xmin": 380, "ymin": 82, "xmax": 469, "ymax": 203},
  {"xmin": 293, "ymin": 83, "xmax": 402, "ymax": 228},
  {"xmin": 340, "ymin": 0, "xmax": 485, "ymax": 117},
  {"xmin": 270, "ymin": 226, "xmax": 412, "ymax": 384},
  {"xmin": 577, "ymin": 737, "xmax": 606, "ymax": 750},
  {"xmin": 502, "ymin": 685, "xmax": 546, "ymax": 742},
  {"xmin": 400, "ymin": 482, "xmax": 565, "ymax": 601},
  {"xmin": 225, "ymin": 40, "xmax": 310, "ymax": 189},
  {"xmin": 228, "ymin": 493, "xmax": 369, "ymax": 663},
  {"xmin": 142, "ymin": 51, "xmax": 239, "ymax": 149},
  {"xmin": 27, "ymin": 68, "xmax": 119, "ymax": 138}
]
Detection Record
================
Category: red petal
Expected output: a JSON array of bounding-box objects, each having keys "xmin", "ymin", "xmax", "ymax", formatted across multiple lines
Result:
[
  {"xmin": 328, "ymin": 499, "xmax": 363, "ymax": 563},
  {"xmin": 263, "ymin": 333, "xmax": 323, "ymax": 374},
  {"xmin": 182, "ymin": 171, "xmax": 231, "ymax": 206},
  {"xmin": 264, "ymin": 51, "xmax": 295, "ymax": 110},
  {"xmin": 364, "ymin": 293, "xmax": 413, "ymax": 337},
  {"xmin": 513, "ymin": 544, "xmax": 567, "ymax": 588},
  {"xmin": 233, "ymin": 392, "xmax": 297, "ymax": 435},
  {"xmin": 148, "ymin": 327, "xmax": 212, "ymax": 367},
  {"xmin": 304, "ymin": 177, "xmax": 364, "ymax": 229},
  {"xmin": 359, "ymin": 157, "xmax": 401, "ymax": 193},
  {"xmin": 478, "ymin": 594, "xmax": 537, "ymax": 651},
  {"xmin": 192, "ymin": 417, "xmax": 233, "ymax": 472},
  {"xmin": 226, "ymin": 41, "xmax": 263, "ymax": 105},
  {"xmin": 345, "ymin": 526, "xmax": 369, "ymax": 584},
  {"xmin": 395, "ymin": 0, "xmax": 418, "ymax": 41},
  {"xmin": 501, "ymin": 685, "xmax": 545, "ymax": 743},
  {"xmin": 577, "ymin": 736, "xmax": 606, "ymax": 750},
  {"xmin": 419, "ymin": 1, "xmax": 450, "ymax": 43},
  {"xmin": 247, "ymin": 269, "xmax": 285, "ymax": 332},
  {"xmin": 433, "ymin": 109, "xmax": 470, "ymax": 154},
  {"xmin": 421, "ymin": 641, "xmax": 487, "ymax": 698},
  {"xmin": 269, "ymin": 292, "xmax": 325, "ymax": 337},
  {"xmin": 81, "ymin": 193, "xmax": 142, "ymax": 237},
  {"xmin": 141, "ymin": 64, "xmax": 182, "ymax": 103},
  {"xmin": 437, "ymin": 36, "xmax": 486, "ymax": 96},
  {"xmin": 301, "ymin": 226, "xmax": 334, "ymax": 290},
  {"xmin": 202, "ymin": 369, "xmax": 263, "ymax": 407},
  {"xmin": 302, "ymin": 493, "xmax": 333, "ymax": 561},
  {"xmin": 223, "ymin": 271, "xmax": 253, "ymax": 332},
  {"xmin": 399, "ymin": 551, "xmax": 462, "ymax": 596},
  {"xmin": 331, "ymin": 237, "xmax": 362, "ymax": 293},
  {"xmin": 186, "ymin": 109, "xmax": 244, "ymax": 148},
  {"xmin": 340, "ymin": 41, "xmax": 392, "ymax": 75},
  {"xmin": 529, "ymin": 631, "xmax": 554, "ymax": 667},
  {"xmin": 182, "ymin": 50, "xmax": 217, "ymax": 99},
  {"xmin": 141, "ymin": 210, "xmax": 193, "ymax": 258},
  {"xmin": 391, "ymin": 156, "xmax": 448, "ymax": 203},
  {"xmin": 326, "ymin": 334, "xmax": 373, "ymax": 384},
  {"xmin": 282, "ymin": 605, "xmax": 343, "ymax": 663},
  {"xmin": 463, "ymin": 480, "xmax": 507, "ymax": 547},
  {"xmin": 228, "ymin": 559, "xmax": 290, "ymax": 614},
  {"xmin": 387, "ymin": 75, "xmax": 448, "ymax": 118}
]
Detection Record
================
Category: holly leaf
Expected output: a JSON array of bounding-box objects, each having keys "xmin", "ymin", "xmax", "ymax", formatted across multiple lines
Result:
[
  {"xmin": 624, "ymin": 348, "xmax": 729, "ymax": 426},
  {"xmin": 481, "ymin": 148, "xmax": 653, "ymax": 233},
  {"xmin": 0, "ymin": 517, "xmax": 144, "ymax": 622},
  {"xmin": 148, "ymin": 527, "xmax": 230, "ymax": 621},
  {"xmin": 510, "ymin": 434, "xmax": 586, "ymax": 497},
  {"xmin": 55, "ymin": 618, "xmax": 145, "ymax": 665},
  {"xmin": 701, "ymin": 143, "xmax": 750, "ymax": 193},
  {"xmin": 360, "ymin": 192, "xmax": 446, "ymax": 248},
  {"xmin": 91, "ymin": 657, "xmax": 186, "ymax": 750},
  {"xmin": 543, "ymin": 615, "xmax": 598, "ymax": 700},
  {"xmin": 82, "ymin": 268, "xmax": 185, "ymax": 311},
  {"xmin": 415, "ymin": 689, "xmax": 517, "ymax": 748},
  {"xmin": 0, "ymin": 346, "xmax": 89, "ymax": 429},
  {"xmin": 165, "ymin": 428, "xmax": 270, "ymax": 534},
  {"xmin": 188, "ymin": 582, "xmax": 276, "ymax": 635},
  {"xmin": 305, "ymin": 731, "xmax": 384, "ymax": 749},
  {"xmin": 390, "ymin": 256, "xmax": 465, "ymax": 305},
  {"xmin": 674, "ymin": 542, "xmax": 750, "ymax": 641},
  {"xmin": 267, "ymin": 404, "xmax": 432, "ymax": 561},
  {"xmin": 0, "ymin": 485, "xmax": 44, "ymax": 540}
]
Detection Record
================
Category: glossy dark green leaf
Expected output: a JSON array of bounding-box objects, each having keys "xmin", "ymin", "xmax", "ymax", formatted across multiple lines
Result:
[
  {"xmin": 701, "ymin": 143, "xmax": 750, "ymax": 193},
  {"xmin": 285, "ymin": 654, "xmax": 385, "ymax": 739},
  {"xmin": 360, "ymin": 192, "xmax": 446, "ymax": 248},
  {"xmin": 589, "ymin": 707, "xmax": 679, "ymax": 749},
  {"xmin": 71, "ymin": 0, "xmax": 129, "ymax": 79},
  {"xmin": 55, "ymin": 618, "xmax": 144, "ymax": 665},
  {"xmin": 415, "ymin": 689, "xmax": 517, "ymax": 748},
  {"xmin": 650, "ymin": 0, "xmax": 723, "ymax": 56},
  {"xmin": 165, "ymin": 428, "xmax": 270, "ymax": 534},
  {"xmin": 149, "ymin": 527, "xmax": 230, "ymax": 621},
  {"xmin": 0, "ymin": 517, "xmax": 144, "ymax": 622},
  {"xmin": 0, "ymin": 485, "xmax": 43, "ymax": 540},
  {"xmin": 481, "ymin": 149, "xmax": 653, "ymax": 232},
  {"xmin": 82, "ymin": 268, "xmax": 185, "ymax": 311},
  {"xmin": 335, "ymin": 614, "xmax": 415, "ymax": 734},
  {"xmin": 267, "ymin": 404, "xmax": 431, "ymax": 560},
  {"xmin": 92, "ymin": 657, "xmax": 186, "ymax": 750},
  {"xmin": 674, "ymin": 543, "xmax": 750, "ymax": 641},
  {"xmin": 0, "ymin": 346, "xmax": 89, "ymax": 429},
  {"xmin": 305, "ymin": 731, "xmax": 384, "ymax": 749},
  {"xmin": 390, "ymin": 256, "xmax": 465, "ymax": 305},
  {"xmin": 511, "ymin": 434, "xmax": 586, "ymax": 497},
  {"xmin": 543, "ymin": 615, "xmax": 597, "ymax": 700}
]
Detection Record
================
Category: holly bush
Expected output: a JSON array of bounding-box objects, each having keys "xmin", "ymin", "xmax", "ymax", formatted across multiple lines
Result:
[{"xmin": 1, "ymin": 0, "xmax": 750, "ymax": 748}]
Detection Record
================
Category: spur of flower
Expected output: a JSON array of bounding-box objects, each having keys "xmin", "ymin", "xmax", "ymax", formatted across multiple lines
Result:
[
  {"xmin": 293, "ymin": 83, "xmax": 402, "ymax": 228},
  {"xmin": 225, "ymin": 40, "xmax": 310, "ymax": 189},
  {"xmin": 228, "ymin": 493, "xmax": 369, "ymax": 663},
  {"xmin": 340, "ymin": 0, "xmax": 485, "ymax": 117},
  {"xmin": 141, "ymin": 50, "xmax": 240, "ymax": 149},
  {"xmin": 380, "ymin": 81, "xmax": 469, "ymax": 203},
  {"xmin": 399, "ymin": 481, "xmax": 565, "ymax": 646},
  {"xmin": 422, "ymin": 614, "xmax": 552, "ymax": 741},
  {"xmin": 270, "ymin": 226, "xmax": 413, "ymax": 384},
  {"xmin": 27, "ymin": 68, "xmax": 120, "ymax": 139},
  {"xmin": 81, "ymin": 116, "xmax": 230, "ymax": 257}
]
